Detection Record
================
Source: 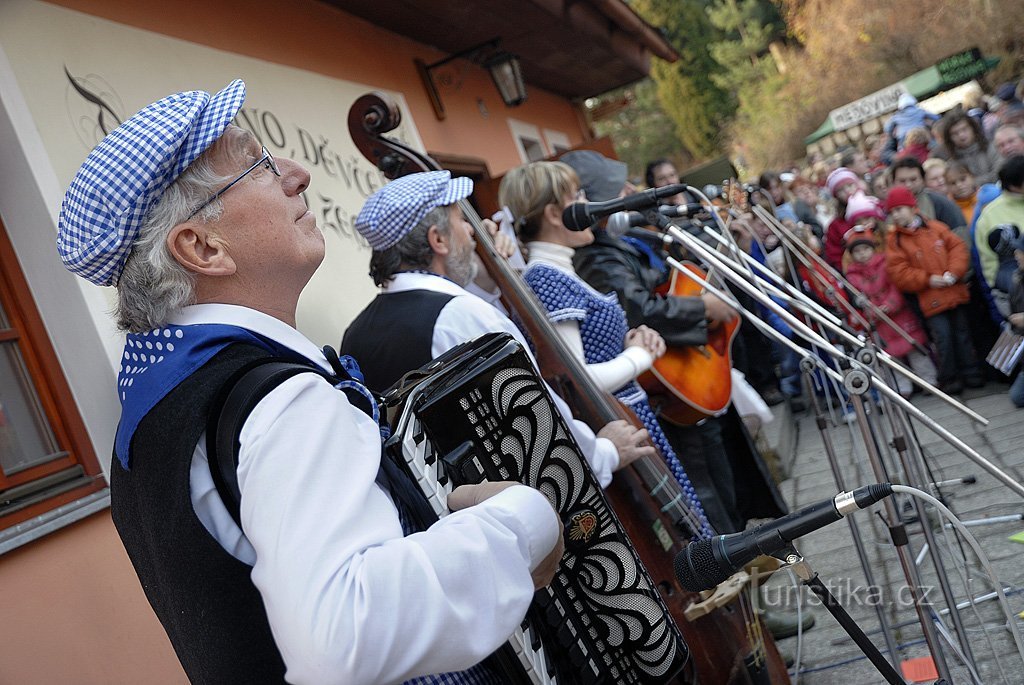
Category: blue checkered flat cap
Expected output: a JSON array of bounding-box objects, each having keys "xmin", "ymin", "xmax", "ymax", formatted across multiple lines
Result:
[
  {"xmin": 57, "ymin": 79, "xmax": 247, "ymax": 287},
  {"xmin": 355, "ymin": 170, "xmax": 474, "ymax": 251}
]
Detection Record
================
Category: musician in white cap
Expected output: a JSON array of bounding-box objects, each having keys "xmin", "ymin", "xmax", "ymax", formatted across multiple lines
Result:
[
  {"xmin": 58, "ymin": 80, "xmax": 562, "ymax": 685},
  {"xmin": 341, "ymin": 171, "xmax": 655, "ymax": 487}
]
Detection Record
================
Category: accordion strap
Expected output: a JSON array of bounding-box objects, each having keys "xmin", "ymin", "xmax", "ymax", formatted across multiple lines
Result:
[
  {"xmin": 206, "ymin": 358, "xmax": 336, "ymax": 529},
  {"xmin": 207, "ymin": 354, "xmax": 438, "ymax": 534}
]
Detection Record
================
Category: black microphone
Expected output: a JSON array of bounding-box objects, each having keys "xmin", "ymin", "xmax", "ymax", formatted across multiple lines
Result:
[
  {"xmin": 606, "ymin": 204, "xmax": 706, "ymax": 238},
  {"xmin": 562, "ymin": 183, "xmax": 688, "ymax": 231},
  {"xmin": 674, "ymin": 483, "xmax": 893, "ymax": 592}
]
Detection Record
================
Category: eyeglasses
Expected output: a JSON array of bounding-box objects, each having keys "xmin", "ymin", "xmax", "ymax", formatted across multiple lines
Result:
[{"xmin": 186, "ymin": 146, "xmax": 281, "ymax": 220}]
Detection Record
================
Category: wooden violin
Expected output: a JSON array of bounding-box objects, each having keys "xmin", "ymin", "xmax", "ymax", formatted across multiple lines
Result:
[{"xmin": 347, "ymin": 92, "xmax": 789, "ymax": 685}]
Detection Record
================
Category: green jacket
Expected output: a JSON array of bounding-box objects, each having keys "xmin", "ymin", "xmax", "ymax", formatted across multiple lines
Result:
[{"xmin": 975, "ymin": 192, "xmax": 1024, "ymax": 288}]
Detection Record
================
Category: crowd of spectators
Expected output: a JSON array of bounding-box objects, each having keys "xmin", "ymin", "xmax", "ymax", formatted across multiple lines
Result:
[{"xmin": 731, "ymin": 79, "xmax": 1024, "ymax": 409}]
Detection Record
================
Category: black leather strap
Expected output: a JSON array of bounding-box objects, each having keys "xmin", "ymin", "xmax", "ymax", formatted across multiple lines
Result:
[
  {"xmin": 206, "ymin": 359, "xmax": 334, "ymax": 528},
  {"xmin": 205, "ymin": 354, "xmax": 437, "ymax": 534}
]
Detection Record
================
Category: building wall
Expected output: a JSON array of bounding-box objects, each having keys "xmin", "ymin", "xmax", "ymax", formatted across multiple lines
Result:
[
  {"xmin": 50, "ymin": 0, "xmax": 586, "ymax": 176},
  {"xmin": 0, "ymin": 1, "xmax": 589, "ymax": 680},
  {"xmin": 0, "ymin": 512, "xmax": 187, "ymax": 683}
]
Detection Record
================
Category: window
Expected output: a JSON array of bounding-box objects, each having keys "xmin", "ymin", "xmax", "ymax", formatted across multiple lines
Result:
[
  {"xmin": 507, "ymin": 120, "xmax": 572, "ymax": 163},
  {"xmin": 0, "ymin": 221, "xmax": 105, "ymax": 538},
  {"xmin": 543, "ymin": 129, "xmax": 571, "ymax": 156},
  {"xmin": 507, "ymin": 119, "xmax": 550, "ymax": 163}
]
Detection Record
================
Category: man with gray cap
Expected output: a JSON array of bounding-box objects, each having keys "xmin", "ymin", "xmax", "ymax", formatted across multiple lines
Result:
[
  {"xmin": 341, "ymin": 170, "xmax": 652, "ymax": 488},
  {"xmin": 561, "ymin": 151, "xmax": 803, "ymax": 639},
  {"xmin": 58, "ymin": 81, "xmax": 562, "ymax": 684}
]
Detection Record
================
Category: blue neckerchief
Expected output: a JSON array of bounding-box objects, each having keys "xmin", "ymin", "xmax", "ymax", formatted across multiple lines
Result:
[
  {"xmin": 115, "ymin": 323, "xmax": 317, "ymax": 469},
  {"xmin": 621, "ymin": 235, "xmax": 667, "ymax": 275}
]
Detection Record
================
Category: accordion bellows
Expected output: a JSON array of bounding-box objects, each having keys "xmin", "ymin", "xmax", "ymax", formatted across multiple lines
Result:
[{"xmin": 383, "ymin": 332, "xmax": 688, "ymax": 684}]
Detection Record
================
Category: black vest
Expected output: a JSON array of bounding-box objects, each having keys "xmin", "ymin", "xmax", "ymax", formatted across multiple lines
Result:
[
  {"xmin": 341, "ymin": 289, "xmax": 454, "ymax": 393},
  {"xmin": 110, "ymin": 343, "xmax": 289, "ymax": 684}
]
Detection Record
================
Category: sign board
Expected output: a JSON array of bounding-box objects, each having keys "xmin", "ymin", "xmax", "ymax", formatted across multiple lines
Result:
[
  {"xmin": 936, "ymin": 47, "xmax": 987, "ymax": 87},
  {"xmin": 828, "ymin": 83, "xmax": 909, "ymax": 132}
]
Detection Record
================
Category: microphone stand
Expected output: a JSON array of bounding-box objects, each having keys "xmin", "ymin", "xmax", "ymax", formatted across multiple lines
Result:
[
  {"xmin": 687, "ymin": 198, "xmax": 1020, "ymax": 677},
  {"xmin": 692, "ymin": 208, "xmax": 987, "ymax": 427},
  {"xmin": 655, "ymin": 250, "xmax": 954, "ymax": 680},
  {"xmin": 745, "ymin": 206, "xmax": 997, "ymax": 672},
  {"xmin": 781, "ymin": 544, "xmax": 946, "ymax": 685},
  {"xmin": 751, "ymin": 204, "xmax": 929, "ymax": 357},
  {"xmin": 737, "ymin": 205, "xmax": 983, "ymax": 671},
  {"xmin": 642, "ymin": 210, "xmax": 1021, "ymax": 682},
  {"xmin": 800, "ymin": 359, "xmax": 904, "ymax": 671},
  {"xmin": 659, "ymin": 217, "xmax": 1021, "ymax": 497},
  {"xmin": 849, "ymin": 345, "xmax": 982, "ymax": 673}
]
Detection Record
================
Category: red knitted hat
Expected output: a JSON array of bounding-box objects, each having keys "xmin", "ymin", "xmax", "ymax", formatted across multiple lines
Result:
[{"xmin": 885, "ymin": 186, "xmax": 918, "ymax": 212}]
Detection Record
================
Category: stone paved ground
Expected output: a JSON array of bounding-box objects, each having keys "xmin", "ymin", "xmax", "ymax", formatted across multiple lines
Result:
[{"xmin": 762, "ymin": 383, "xmax": 1024, "ymax": 684}]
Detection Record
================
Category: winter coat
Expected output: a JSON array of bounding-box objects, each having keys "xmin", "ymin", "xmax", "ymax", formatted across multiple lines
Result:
[
  {"xmin": 974, "ymin": 191, "xmax": 1024, "ymax": 290},
  {"xmin": 897, "ymin": 142, "xmax": 930, "ymax": 164},
  {"xmin": 845, "ymin": 253, "xmax": 927, "ymax": 357},
  {"xmin": 886, "ymin": 218, "xmax": 971, "ymax": 317},
  {"xmin": 573, "ymin": 230, "xmax": 708, "ymax": 347},
  {"xmin": 884, "ymin": 106, "xmax": 940, "ymax": 145},
  {"xmin": 824, "ymin": 216, "xmax": 852, "ymax": 270}
]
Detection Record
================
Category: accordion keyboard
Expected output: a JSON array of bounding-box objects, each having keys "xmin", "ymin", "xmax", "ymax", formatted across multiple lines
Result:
[{"xmin": 398, "ymin": 416, "xmax": 560, "ymax": 685}]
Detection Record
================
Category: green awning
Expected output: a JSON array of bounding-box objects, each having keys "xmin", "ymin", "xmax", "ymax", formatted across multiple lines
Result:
[{"xmin": 804, "ymin": 56, "xmax": 1000, "ymax": 146}]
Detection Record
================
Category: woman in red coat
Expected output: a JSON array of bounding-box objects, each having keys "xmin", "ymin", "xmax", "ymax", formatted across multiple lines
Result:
[{"xmin": 823, "ymin": 167, "xmax": 863, "ymax": 269}]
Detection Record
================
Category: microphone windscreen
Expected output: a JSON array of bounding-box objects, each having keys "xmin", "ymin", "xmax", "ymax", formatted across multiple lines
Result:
[
  {"xmin": 673, "ymin": 539, "xmax": 729, "ymax": 592},
  {"xmin": 562, "ymin": 203, "xmax": 595, "ymax": 231}
]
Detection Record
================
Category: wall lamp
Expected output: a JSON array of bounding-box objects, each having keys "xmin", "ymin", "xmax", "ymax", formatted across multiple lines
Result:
[{"xmin": 415, "ymin": 38, "xmax": 527, "ymax": 121}]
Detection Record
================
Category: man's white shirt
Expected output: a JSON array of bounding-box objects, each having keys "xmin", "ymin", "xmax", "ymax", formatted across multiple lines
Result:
[{"xmin": 180, "ymin": 303, "xmax": 559, "ymax": 684}]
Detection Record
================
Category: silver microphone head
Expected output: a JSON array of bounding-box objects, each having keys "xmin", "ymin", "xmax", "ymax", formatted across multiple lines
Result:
[{"xmin": 606, "ymin": 211, "xmax": 634, "ymax": 239}]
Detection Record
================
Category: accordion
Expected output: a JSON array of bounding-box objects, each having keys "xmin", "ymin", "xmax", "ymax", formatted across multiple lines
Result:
[{"xmin": 382, "ymin": 332, "xmax": 688, "ymax": 684}]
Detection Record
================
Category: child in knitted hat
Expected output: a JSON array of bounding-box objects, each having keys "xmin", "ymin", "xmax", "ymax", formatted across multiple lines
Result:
[
  {"xmin": 840, "ymin": 192, "xmax": 886, "ymax": 270},
  {"xmin": 823, "ymin": 167, "xmax": 864, "ymax": 269},
  {"xmin": 845, "ymin": 192, "xmax": 886, "ymax": 233},
  {"xmin": 843, "ymin": 226, "xmax": 936, "ymax": 396},
  {"xmin": 884, "ymin": 186, "xmax": 982, "ymax": 393}
]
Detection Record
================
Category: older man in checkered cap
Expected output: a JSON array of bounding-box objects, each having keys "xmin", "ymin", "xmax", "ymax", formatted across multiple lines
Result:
[
  {"xmin": 58, "ymin": 80, "xmax": 563, "ymax": 685},
  {"xmin": 341, "ymin": 172, "xmax": 654, "ymax": 487}
]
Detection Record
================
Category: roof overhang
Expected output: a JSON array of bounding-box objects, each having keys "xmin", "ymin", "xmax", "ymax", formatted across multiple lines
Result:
[{"xmin": 321, "ymin": 0, "xmax": 678, "ymax": 100}]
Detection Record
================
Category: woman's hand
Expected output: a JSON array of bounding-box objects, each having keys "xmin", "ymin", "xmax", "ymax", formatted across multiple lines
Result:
[
  {"xmin": 625, "ymin": 325, "xmax": 667, "ymax": 358},
  {"xmin": 482, "ymin": 218, "xmax": 517, "ymax": 259}
]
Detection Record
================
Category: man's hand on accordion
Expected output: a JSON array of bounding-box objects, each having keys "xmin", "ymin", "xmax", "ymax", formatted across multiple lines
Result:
[
  {"xmin": 448, "ymin": 482, "xmax": 566, "ymax": 590},
  {"xmin": 597, "ymin": 419, "xmax": 656, "ymax": 470}
]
